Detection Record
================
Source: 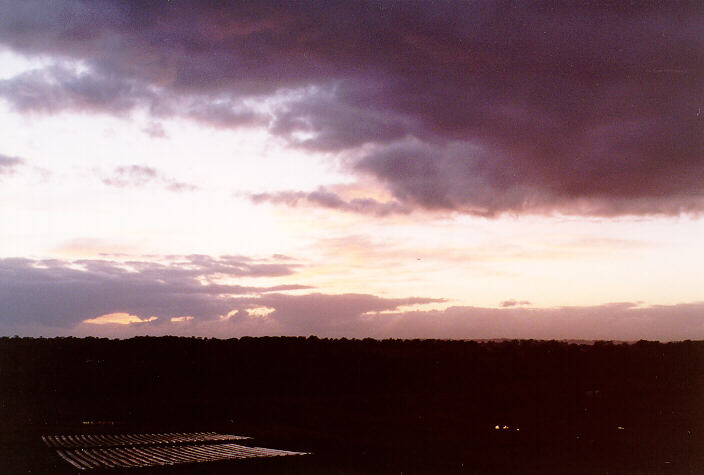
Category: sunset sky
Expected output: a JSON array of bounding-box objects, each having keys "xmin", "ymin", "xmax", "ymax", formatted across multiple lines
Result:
[{"xmin": 1, "ymin": 0, "xmax": 702, "ymax": 340}]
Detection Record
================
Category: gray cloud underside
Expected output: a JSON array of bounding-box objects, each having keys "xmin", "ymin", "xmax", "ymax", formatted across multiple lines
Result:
[
  {"xmin": 101, "ymin": 164, "xmax": 197, "ymax": 191},
  {"xmin": 0, "ymin": 1, "xmax": 703, "ymax": 216},
  {"xmin": 0, "ymin": 256, "xmax": 307, "ymax": 327},
  {"xmin": 250, "ymin": 188, "xmax": 410, "ymax": 216},
  {"xmin": 1, "ymin": 257, "xmax": 701, "ymax": 341},
  {"xmin": 0, "ymin": 153, "xmax": 24, "ymax": 174}
]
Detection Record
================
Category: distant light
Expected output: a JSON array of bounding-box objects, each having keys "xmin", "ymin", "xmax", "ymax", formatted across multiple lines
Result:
[
  {"xmin": 494, "ymin": 425, "xmax": 500, "ymax": 430},
  {"xmin": 617, "ymin": 426, "xmax": 625, "ymax": 430},
  {"xmin": 502, "ymin": 425, "xmax": 509, "ymax": 430},
  {"xmin": 515, "ymin": 428, "xmax": 520, "ymax": 431}
]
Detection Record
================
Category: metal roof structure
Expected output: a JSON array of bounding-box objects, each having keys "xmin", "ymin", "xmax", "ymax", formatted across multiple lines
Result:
[{"xmin": 42, "ymin": 432, "xmax": 309, "ymax": 470}]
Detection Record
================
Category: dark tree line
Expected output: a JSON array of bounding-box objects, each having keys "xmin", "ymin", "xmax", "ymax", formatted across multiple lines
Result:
[{"xmin": 1, "ymin": 336, "xmax": 702, "ymax": 472}]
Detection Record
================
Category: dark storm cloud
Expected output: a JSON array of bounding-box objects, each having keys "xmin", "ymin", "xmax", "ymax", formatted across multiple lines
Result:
[
  {"xmin": 1, "ymin": 1, "xmax": 703, "ymax": 215},
  {"xmin": 185, "ymin": 100, "xmax": 267, "ymax": 129},
  {"xmin": 269, "ymin": 90, "xmax": 414, "ymax": 151},
  {"xmin": 0, "ymin": 63, "xmax": 266, "ymax": 127},
  {"xmin": 0, "ymin": 64, "xmax": 154, "ymax": 114},
  {"xmin": 101, "ymin": 165, "xmax": 197, "ymax": 191},
  {"xmin": 250, "ymin": 188, "xmax": 410, "ymax": 216}
]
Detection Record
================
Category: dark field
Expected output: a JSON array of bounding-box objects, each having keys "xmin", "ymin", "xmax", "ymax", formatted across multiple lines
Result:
[{"xmin": 1, "ymin": 337, "xmax": 702, "ymax": 473}]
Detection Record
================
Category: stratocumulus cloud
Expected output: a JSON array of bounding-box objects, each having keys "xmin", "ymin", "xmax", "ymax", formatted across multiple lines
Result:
[{"xmin": 0, "ymin": 1, "xmax": 701, "ymax": 216}]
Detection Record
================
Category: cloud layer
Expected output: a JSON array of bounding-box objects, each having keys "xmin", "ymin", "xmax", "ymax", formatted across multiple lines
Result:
[
  {"xmin": 250, "ymin": 188, "xmax": 409, "ymax": 216},
  {"xmin": 0, "ymin": 255, "xmax": 304, "ymax": 328},
  {"xmin": 101, "ymin": 165, "xmax": 197, "ymax": 192},
  {"xmin": 0, "ymin": 1, "xmax": 702, "ymax": 216},
  {"xmin": 1, "ymin": 257, "xmax": 702, "ymax": 341},
  {"xmin": 76, "ymin": 301, "xmax": 704, "ymax": 342}
]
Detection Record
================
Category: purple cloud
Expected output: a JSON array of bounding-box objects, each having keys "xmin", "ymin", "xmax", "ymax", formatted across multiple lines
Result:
[
  {"xmin": 0, "ymin": 63, "xmax": 265, "ymax": 127},
  {"xmin": 101, "ymin": 165, "xmax": 197, "ymax": 191},
  {"xmin": 47, "ymin": 295, "xmax": 704, "ymax": 342},
  {"xmin": 250, "ymin": 188, "xmax": 410, "ymax": 216},
  {"xmin": 220, "ymin": 300, "xmax": 703, "ymax": 341},
  {"xmin": 0, "ymin": 153, "xmax": 24, "ymax": 175},
  {"xmin": 0, "ymin": 1, "xmax": 702, "ymax": 216},
  {"xmin": 370, "ymin": 303, "xmax": 704, "ymax": 342},
  {"xmin": 0, "ymin": 255, "xmax": 305, "ymax": 328},
  {"xmin": 253, "ymin": 292, "xmax": 443, "ymax": 336},
  {"xmin": 0, "ymin": 64, "xmax": 155, "ymax": 114}
]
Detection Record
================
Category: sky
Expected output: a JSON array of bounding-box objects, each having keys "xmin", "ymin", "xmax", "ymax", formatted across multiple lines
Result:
[{"xmin": 1, "ymin": 0, "xmax": 703, "ymax": 340}]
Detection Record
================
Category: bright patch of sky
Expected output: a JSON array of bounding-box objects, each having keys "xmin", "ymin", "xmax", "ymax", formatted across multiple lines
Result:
[{"xmin": 0, "ymin": 47, "xmax": 53, "ymax": 79}]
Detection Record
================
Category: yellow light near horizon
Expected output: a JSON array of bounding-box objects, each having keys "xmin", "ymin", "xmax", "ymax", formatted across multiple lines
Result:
[
  {"xmin": 248, "ymin": 307, "xmax": 276, "ymax": 317},
  {"xmin": 83, "ymin": 313, "xmax": 157, "ymax": 325},
  {"xmin": 170, "ymin": 316, "xmax": 195, "ymax": 322}
]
